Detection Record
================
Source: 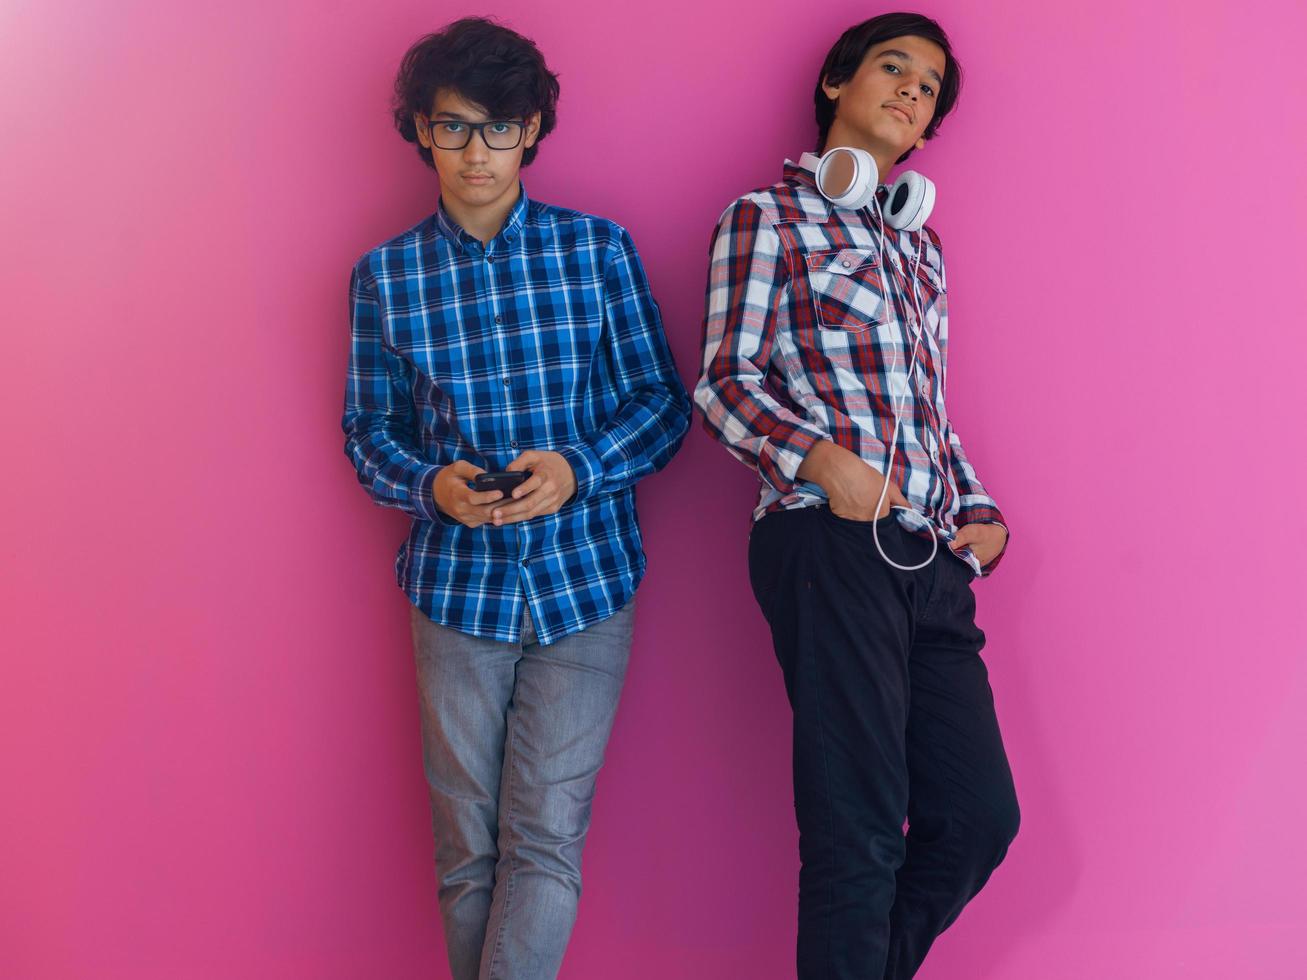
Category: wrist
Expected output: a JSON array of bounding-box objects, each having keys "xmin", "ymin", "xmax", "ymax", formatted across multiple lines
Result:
[
  {"xmin": 419, "ymin": 464, "xmax": 458, "ymax": 525},
  {"xmin": 556, "ymin": 442, "xmax": 602, "ymax": 502},
  {"xmin": 797, "ymin": 439, "xmax": 836, "ymax": 484}
]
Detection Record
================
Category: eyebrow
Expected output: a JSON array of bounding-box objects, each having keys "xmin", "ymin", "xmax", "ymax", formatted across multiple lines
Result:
[{"xmin": 877, "ymin": 49, "xmax": 944, "ymax": 87}]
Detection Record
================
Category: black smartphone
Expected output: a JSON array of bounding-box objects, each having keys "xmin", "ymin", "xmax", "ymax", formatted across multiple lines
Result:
[{"xmin": 472, "ymin": 470, "xmax": 530, "ymax": 494}]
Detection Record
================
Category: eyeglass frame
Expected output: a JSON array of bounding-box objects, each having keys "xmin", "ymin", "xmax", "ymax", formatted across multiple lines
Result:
[{"xmin": 421, "ymin": 116, "xmax": 530, "ymax": 151}]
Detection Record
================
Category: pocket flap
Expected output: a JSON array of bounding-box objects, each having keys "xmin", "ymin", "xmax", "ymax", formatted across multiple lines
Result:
[
  {"xmin": 915, "ymin": 260, "xmax": 945, "ymax": 293},
  {"xmin": 809, "ymin": 247, "xmax": 879, "ymax": 276}
]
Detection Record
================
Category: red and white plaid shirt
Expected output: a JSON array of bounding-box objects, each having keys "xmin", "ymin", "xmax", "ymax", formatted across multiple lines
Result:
[{"xmin": 695, "ymin": 157, "xmax": 1008, "ymax": 575}]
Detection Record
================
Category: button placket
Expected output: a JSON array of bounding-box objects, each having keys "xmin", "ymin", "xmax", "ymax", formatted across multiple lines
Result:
[{"xmin": 483, "ymin": 253, "xmax": 517, "ymax": 455}]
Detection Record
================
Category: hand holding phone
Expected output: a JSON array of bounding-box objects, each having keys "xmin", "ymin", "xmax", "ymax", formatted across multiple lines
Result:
[
  {"xmin": 433, "ymin": 462, "xmax": 519, "ymax": 529},
  {"xmin": 486, "ymin": 450, "xmax": 578, "ymax": 527}
]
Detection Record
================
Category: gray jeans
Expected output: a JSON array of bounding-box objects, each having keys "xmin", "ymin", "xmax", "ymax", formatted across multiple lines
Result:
[{"xmin": 410, "ymin": 599, "xmax": 635, "ymax": 980}]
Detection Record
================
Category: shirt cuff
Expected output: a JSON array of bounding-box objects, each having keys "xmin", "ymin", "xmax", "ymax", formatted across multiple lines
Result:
[
  {"xmin": 557, "ymin": 442, "xmax": 604, "ymax": 503},
  {"xmin": 760, "ymin": 422, "xmax": 827, "ymax": 496},
  {"xmin": 964, "ymin": 514, "xmax": 1009, "ymax": 576},
  {"xmin": 413, "ymin": 464, "xmax": 458, "ymax": 526}
]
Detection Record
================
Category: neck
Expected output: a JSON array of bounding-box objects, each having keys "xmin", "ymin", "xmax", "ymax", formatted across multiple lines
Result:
[
  {"xmin": 823, "ymin": 120, "xmax": 904, "ymax": 186},
  {"xmin": 441, "ymin": 181, "xmax": 521, "ymax": 246}
]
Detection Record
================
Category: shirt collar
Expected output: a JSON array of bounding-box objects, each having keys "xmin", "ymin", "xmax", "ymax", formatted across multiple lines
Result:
[{"xmin": 435, "ymin": 182, "xmax": 530, "ymax": 253}]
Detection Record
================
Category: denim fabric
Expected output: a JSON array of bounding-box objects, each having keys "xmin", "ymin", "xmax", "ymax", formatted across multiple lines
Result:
[{"xmin": 410, "ymin": 599, "xmax": 635, "ymax": 980}]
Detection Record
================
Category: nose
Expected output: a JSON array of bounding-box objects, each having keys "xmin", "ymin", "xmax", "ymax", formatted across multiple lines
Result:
[
  {"xmin": 463, "ymin": 130, "xmax": 490, "ymax": 164},
  {"xmin": 898, "ymin": 83, "xmax": 919, "ymax": 101}
]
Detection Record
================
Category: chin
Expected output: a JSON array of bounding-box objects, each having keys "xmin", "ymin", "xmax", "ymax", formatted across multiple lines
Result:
[
  {"xmin": 866, "ymin": 125, "xmax": 915, "ymax": 157},
  {"xmin": 445, "ymin": 182, "xmax": 495, "ymax": 207}
]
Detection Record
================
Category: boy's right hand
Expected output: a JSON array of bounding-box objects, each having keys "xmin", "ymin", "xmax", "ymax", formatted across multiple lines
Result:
[
  {"xmin": 433, "ymin": 461, "xmax": 506, "ymax": 528},
  {"xmin": 797, "ymin": 440, "xmax": 910, "ymax": 521}
]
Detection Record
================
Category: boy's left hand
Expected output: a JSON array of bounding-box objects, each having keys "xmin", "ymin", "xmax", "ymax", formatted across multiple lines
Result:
[
  {"xmin": 950, "ymin": 522, "xmax": 1008, "ymax": 568},
  {"xmin": 490, "ymin": 450, "xmax": 578, "ymax": 526}
]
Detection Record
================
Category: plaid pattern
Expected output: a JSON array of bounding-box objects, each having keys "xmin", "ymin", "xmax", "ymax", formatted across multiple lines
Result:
[
  {"xmin": 695, "ymin": 159, "xmax": 1008, "ymax": 576},
  {"xmin": 344, "ymin": 186, "xmax": 690, "ymax": 644}
]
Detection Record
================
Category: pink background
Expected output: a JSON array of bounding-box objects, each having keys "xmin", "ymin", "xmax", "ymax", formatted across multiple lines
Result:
[{"xmin": 3, "ymin": 0, "xmax": 1305, "ymax": 976}]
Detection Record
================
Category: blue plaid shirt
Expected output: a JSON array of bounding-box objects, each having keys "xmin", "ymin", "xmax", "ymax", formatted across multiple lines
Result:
[{"xmin": 343, "ymin": 186, "xmax": 690, "ymax": 645}]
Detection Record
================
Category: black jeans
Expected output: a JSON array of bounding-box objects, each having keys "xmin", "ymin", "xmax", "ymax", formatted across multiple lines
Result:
[{"xmin": 749, "ymin": 506, "xmax": 1020, "ymax": 980}]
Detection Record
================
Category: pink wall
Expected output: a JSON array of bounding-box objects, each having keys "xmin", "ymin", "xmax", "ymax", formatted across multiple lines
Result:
[{"xmin": 3, "ymin": 0, "xmax": 1305, "ymax": 976}]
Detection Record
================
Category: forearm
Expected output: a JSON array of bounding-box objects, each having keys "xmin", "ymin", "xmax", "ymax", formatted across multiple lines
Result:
[
  {"xmin": 561, "ymin": 376, "xmax": 691, "ymax": 501},
  {"xmin": 947, "ymin": 425, "xmax": 1005, "ymax": 527},
  {"xmin": 796, "ymin": 437, "xmax": 872, "ymax": 487},
  {"xmin": 342, "ymin": 416, "xmax": 443, "ymax": 521},
  {"xmin": 695, "ymin": 197, "xmax": 834, "ymax": 493},
  {"xmin": 945, "ymin": 424, "xmax": 1009, "ymax": 573},
  {"xmin": 695, "ymin": 372, "xmax": 828, "ymax": 494},
  {"xmin": 343, "ymin": 261, "xmax": 445, "ymax": 522}
]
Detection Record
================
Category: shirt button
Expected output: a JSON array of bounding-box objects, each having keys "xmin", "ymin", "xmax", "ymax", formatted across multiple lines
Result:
[
  {"xmin": 841, "ymin": 259, "xmax": 852, "ymax": 268},
  {"xmin": 919, "ymin": 381, "xmax": 930, "ymax": 396},
  {"xmin": 510, "ymin": 440, "xmax": 519, "ymax": 448},
  {"xmin": 495, "ymin": 315, "xmax": 503, "ymax": 324},
  {"xmin": 502, "ymin": 377, "xmax": 511, "ymax": 386}
]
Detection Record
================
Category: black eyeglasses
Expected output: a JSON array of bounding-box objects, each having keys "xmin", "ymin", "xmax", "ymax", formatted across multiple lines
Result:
[{"xmin": 425, "ymin": 118, "xmax": 527, "ymax": 151}]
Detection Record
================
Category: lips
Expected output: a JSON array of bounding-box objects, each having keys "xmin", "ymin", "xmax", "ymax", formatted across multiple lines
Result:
[{"xmin": 884, "ymin": 103, "xmax": 914, "ymax": 124}]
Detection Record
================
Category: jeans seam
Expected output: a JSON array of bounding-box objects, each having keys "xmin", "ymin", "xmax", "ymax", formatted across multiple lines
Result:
[
  {"xmin": 484, "ymin": 708, "xmax": 520, "ymax": 979},
  {"xmin": 909, "ymin": 722, "xmax": 963, "ymax": 856},
  {"xmin": 890, "ymin": 714, "xmax": 968, "ymax": 969},
  {"xmin": 920, "ymin": 556, "xmax": 946, "ymax": 622},
  {"xmin": 802, "ymin": 515, "xmax": 837, "ymax": 972}
]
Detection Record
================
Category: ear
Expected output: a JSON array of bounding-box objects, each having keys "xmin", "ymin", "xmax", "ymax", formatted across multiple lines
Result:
[
  {"xmin": 821, "ymin": 76, "xmax": 842, "ymax": 103},
  {"xmin": 915, "ymin": 138, "xmax": 925, "ymax": 150},
  {"xmin": 414, "ymin": 113, "xmax": 431, "ymax": 149},
  {"xmin": 523, "ymin": 111, "xmax": 542, "ymax": 148}
]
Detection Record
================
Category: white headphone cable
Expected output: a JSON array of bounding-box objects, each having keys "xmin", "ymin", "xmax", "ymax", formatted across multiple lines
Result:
[{"xmin": 869, "ymin": 207, "xmax": 938, "ymax": 572}]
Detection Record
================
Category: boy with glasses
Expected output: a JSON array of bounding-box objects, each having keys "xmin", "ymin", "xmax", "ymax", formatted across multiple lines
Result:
[
  {"xmin": 342, "ymin": 17, "xmax": 689, "ymax": 980},
  {"xmin": 695, "ymin": 13, "xmax": 1020, "ymax": 978}
]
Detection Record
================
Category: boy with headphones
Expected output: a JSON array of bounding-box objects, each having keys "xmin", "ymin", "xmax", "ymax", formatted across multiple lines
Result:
[
  {"xmin": 695, "ymin": 13, "xmax": 1019, "ymax": 978},
  {"xmin": 342, "ymin": 17, "xmax": 689, "ymax": 980}
]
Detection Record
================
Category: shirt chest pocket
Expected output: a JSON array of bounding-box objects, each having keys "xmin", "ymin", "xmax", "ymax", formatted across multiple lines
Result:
[
  {"xmin": 906, "ymin": 257, "xmax": 947, "ymax": 334},
  {"xmin": 912, "ymin": 258, "xmax": 945, "ymax": 305},
  {"xmin": 803, "ymin": 247, "xmax": 890, "ymax": 332}
]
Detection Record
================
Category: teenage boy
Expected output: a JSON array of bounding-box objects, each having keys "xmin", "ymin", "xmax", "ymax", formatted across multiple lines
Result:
[
  {"xmin": 695, "ymin": 13, "xmax": 1020, "ymax": 979},
  {"xmin": 342, "ymin": 18, "xmax": 689, "ymax": 980}
]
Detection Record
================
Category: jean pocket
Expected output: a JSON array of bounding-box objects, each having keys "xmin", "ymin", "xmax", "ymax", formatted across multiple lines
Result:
[{"xmin": 821, "ymin": 506, "xmax": 899, "ymax": 530}]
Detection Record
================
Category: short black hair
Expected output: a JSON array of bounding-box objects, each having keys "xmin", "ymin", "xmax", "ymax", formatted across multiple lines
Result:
[
  {"xmin": 391, "ymin": 17, "xmax": 560, "ymax": 169},
  {"xmin": 814, "ymin": 12, "xmax": 962, "ymax": 163}
]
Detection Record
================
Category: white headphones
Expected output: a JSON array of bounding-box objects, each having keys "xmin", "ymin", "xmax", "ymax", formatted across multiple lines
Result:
[
  {"xmin": 800, "ymin": 147, "xmax": 935, "ymax": 231},
  {"xmin": 799, "ymin": 146, "xmax": 944, "ymax": 571}
]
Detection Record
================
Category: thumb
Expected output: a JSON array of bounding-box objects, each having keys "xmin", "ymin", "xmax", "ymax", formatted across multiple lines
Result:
[
  {"xmin": 951, "ymin": 525, "xmax": 979, "ymax": 549},
  {"xmin": 448, "ymin": 459, "xmax": 484, "ymax": 479},
  {"xmin": 507, "ymin": 451, "xmax": 541, "ymax": 472}
]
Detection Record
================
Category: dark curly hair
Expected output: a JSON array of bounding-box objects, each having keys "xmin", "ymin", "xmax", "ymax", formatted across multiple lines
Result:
[
  {"xmin": 391, "ymin": 17, "xmax": 560, "ymax": 169},
  {"xmin": 814, "ymin": 12, "xmax": 962, "ymax": 164}
]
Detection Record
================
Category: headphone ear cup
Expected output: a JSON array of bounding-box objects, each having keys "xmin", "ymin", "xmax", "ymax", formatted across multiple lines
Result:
[
  {"xmin": 814, "ymin": 147, "xmax": 880, "ymax": 211},
  {"xmin": 882, "ymin": 171, "xmax": 935, "ymax": 232}
]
